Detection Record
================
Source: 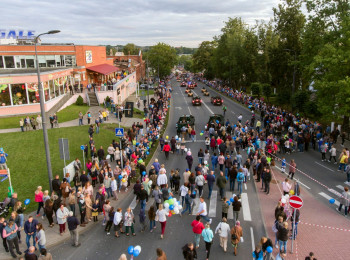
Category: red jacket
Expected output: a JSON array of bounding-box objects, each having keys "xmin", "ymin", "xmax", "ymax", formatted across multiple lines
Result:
[
  {"xmin": 191, "ymin": 220, "xmax": 204, "ymax": 234},
  {"xmin": 210, "ymin": 139, "xmax": 216, "ymax": 148},
  {"xmin": 163, "ymin": 144, "xmax": 171, "ymax": 152}
]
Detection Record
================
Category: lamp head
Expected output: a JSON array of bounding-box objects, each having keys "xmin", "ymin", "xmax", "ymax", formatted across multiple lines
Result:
[{"xmin": 47, "ymin": 30, "xmax": 60, "ymax": 34}]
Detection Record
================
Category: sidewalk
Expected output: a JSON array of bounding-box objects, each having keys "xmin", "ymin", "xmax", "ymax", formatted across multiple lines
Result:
[{"xmin": 255, "ymin": 165, "xmax": 350, "ymax": 260}]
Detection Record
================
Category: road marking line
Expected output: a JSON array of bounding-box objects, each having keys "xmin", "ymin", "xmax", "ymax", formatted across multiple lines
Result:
[
  {"xmin": 231, "ymin": 111, "xmax": 235, "ymax": 114},
  {"xmin": 328, "ymin": 188, "xmax": 342, "ymax": 197},
  {"xmin": 250, "ymin": 227, "xmax": 255, "ymax": 252},
  {"xmin": 241, "ymin": 193, "xmax": 252, "ymax": 221},
  {"xmin": 192, "ymin": 89, "xmax": 214, "ymax": 114},
  {"xmin": 244, "ymin": 183, "xmax": 247, "ymax": 190},
  {"xmin": 145, "ymin": 197, "xmax": 155, "ymax": 211},
  {"xmin": 208, "ymin": 190, "xmax": 217, "ymax": 217},
  {"xmin": 129, "ymin": 196, "xmax": 138, "ymax": 210},
  {"xmin": 319, "ymin": 192, "xmax": 340, "ymax": 206},
  {"xmin": 226, "ymin": 191, "xmax": 233, "ymax": 220},
  {"xmin": 191, "ymin": 198, "xmax": 200, "ymax": 215},
  {"xmin": 274, "ymin": 165, "xmax": 311, "ymax": 189},
  {"xmin": 315, "ymin": 161, "xmax": 335, "ymax": 172},
  {"xmin": 180, "ymin": 88, "xmax": 191, "ymax": 114},
  {"xmin": 336, "ymin": 185, "xmax": 345, "ymax": 191}
]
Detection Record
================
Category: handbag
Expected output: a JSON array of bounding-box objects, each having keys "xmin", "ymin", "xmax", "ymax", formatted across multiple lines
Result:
[
  {"xmin": 217, "ymin": 222, "xmax": 222, "ymax": 235},
  {"xmin": 240, "ymin": 237, "xmax": 244, "ymax": 243}
]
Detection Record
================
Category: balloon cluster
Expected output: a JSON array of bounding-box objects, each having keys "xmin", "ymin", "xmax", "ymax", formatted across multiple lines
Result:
[
  {"xmin": 128, "ymin": 245, "xmax": 141, "ymax": 257},
  {"xmin": 200, "ymin": 130, "xmax": 204, "ymax": 136},
  {"xmin": 163, "ymin": 197, "xmax": 183, "ymax": 216}
]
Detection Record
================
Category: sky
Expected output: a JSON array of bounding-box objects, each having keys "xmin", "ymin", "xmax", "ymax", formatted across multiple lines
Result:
[{"xmin": 1, "ymin": 0, "xmax": 280, "ymax": 48}]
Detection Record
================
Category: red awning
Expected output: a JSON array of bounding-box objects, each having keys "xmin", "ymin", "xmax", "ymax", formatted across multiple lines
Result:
[{"xmin": 86, "ymin": 64, "xmax": 120, "ymax": 75}]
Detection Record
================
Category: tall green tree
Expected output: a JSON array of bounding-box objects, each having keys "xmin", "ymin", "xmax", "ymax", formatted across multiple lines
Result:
[
  {"xmin": 177, "ymin": 55, "xmax": 193, "ymax": 71},
  {"xmin": 192, "ymin": 41, "xmax": 216, "ymax": 77},
  {"xmin": 123, "ymin": 43, "xmax": 140, "ymax": 55},
  {"xmin": 147, "ymin": 43, "xmax": 177, "ymax": 79}
]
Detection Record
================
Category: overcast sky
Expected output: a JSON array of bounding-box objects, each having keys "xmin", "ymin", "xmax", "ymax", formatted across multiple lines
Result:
[{"xmin": 2, "ymin": 0, "xmax": 280, "ymax": 48}]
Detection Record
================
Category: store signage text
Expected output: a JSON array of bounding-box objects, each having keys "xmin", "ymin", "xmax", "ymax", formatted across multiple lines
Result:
[{"xmin": 0, "ymin": 30, "xmax": 35, "ymax": 39}]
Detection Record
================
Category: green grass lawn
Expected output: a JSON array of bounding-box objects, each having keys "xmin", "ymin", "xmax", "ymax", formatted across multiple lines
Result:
[
  {"xmin": 139, "ymin": 89, "xmax": 155, "ymax": 96},
  {"xmin": 0, "ymin": 115, "xmax": 39, "ymax": 129},
  {"xmin": 56, "ymin": 104, "xmax": 89, "ymax": 123},
  {"xmin": 133, "ymin": 107, "xmax": 144, "ymax": 119},
  {"xmin": 0, "ymin": 123, "xmax": 123, "ymax": 212}
]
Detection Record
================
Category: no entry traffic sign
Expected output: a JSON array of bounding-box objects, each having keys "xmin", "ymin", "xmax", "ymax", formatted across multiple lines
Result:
[{"xmin": 289, "ymin": 195, "xmax": 303, "ymax": 209}]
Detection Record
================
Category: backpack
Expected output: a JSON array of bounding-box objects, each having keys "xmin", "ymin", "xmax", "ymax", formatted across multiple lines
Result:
[
  {"xmin": 231, "ymin": 228, "xmax": 238, "ymax": 240},
  {"xmin": 237, "ymin": 172, "xmax": 244, "ymax": 182}
]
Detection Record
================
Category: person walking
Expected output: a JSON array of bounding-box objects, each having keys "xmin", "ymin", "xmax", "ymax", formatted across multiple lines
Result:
[
  {"xmin": 3, "ymin": 221, "xmax": 22, "ymax": 258},
  {"xmin": 181, "ymin": 190, "xmax": 193, "ymax": 215},
  {"xmin": 113, "ymin": 208, "xmax": 124, "ymax": 237},
  {"xmin": 78, "ymin": 112, "xmax": 84, "ymax": 126},
  {"xmin": 56, "ymin": 204, "xmax": 69, "ymax": 236},
  {"xmin": 196, "ymin": 197, "xmax": 212, "ymax": 224},
  {"xmin": 35, "ymin": 223, "xmax": 46, "ymax": 251},
  {"xmin": 191, "ymin": 216, "xmax": 205, "ymax": 248},
  {"xmin": 156, "ymin": 204, "xmax": 167, "ymax": 239},
  {"xmin": 124, "ymin": 207, "xmax": 136, "ymax": 236},
  {"xmin": 195, "ymin": 172, "xmax": 205, "ymax": 197},
  {"xmin": 35, "ymin": 186, "xmax": 44, "ymax": 217},
  {"xmin": 24, "ymin": 216, "xmax": 38, "ymax": 251},
  {"xmin": 337, "ymin": 186, "xmax": 350, "ymax": 216},
  {"xmin": 232, "ymin": 196, "xmax": 241, "ymax": 223},
  {"xmin": 215, "ymin": 217, "xmax": 230, "ymax": 252},
  {"xmin": 182, "ymin": 242, "xmax": 197, "ymax": 260},
  {"xmin": 216, "ymin": 171, "xmax": 227, "ymax": 200},
  {"xmin": 288, "ymin": 159, "xmax": 297, "ymax": 179},
  {"xmin": 156, "ymin": 248, "xmax": 167, "ymax": 260},
  {"xmin": 201, "ymin": 223, "xmax": 214, "ymax": 260},
  {"xmin": 206, "ymin": 171, "xmax": 215, "ymax": 199},
  {"xmin": 163, "ymin": 142, "xmax": 171, "ymax": 160},
  {"xmin": 186, "ymin": 151, "xmax": 194, "ymax": 171},
  {"xmin": 237, "ymin": 170, "xmax": 244, "ymax": 195},
  {"xmin": 67, "ymin": 211, "xmax": 80, "ymax": 247},
  {"xmin": 148, "ymin": 206, "xmax": 156, "ymax": 232},
  {"xmin": 231, "ymin": 220, "xmax": 243, "ymax": 256}
]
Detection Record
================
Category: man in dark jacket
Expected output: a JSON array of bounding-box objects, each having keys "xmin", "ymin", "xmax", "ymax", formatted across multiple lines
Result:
[
  {"xmin": 228, "ymin": 166, "xmax": 238, "ymax": 191},
  {"xmin": 182, "ymin": 242, "xmax": 197, "ymax": 260},
  {"xmin": 67, "ymin": 211, "xmax": 80, "ymax": 247},
  {"xmin": 216, "ymin": 171, "xmax": 227, "ymax": 200},
  {"xmin": 264, "ymin": 168, "xmax": 272, "ymax": 194},
  {"xmin": 24, "ymin": 216, "xmax": 38, "ymax": 251},
  {"xmin": 97, "ymin": 146, "xmax": 105, "ymax": 163},
  {"xmin": 80, "ymin": 171, "xmax": 89, "ymax": 188},
  {"xmin": 52, "ymin": 175, "xmax": 61, "ymax": 197},
  {"xmin": 0, "ymin": 217, "xmax": 9, "ymax": 252},
  {"xmin": 206, "ymin": 171, "xmax": 215, "ymax": 199},
  {"xmin": 138, "ymin": 185, "xmax": 149, "ymax": 210}
]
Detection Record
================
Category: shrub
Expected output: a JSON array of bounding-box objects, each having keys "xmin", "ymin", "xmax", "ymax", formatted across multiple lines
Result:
[
  {"xmin": 251, "ymin": 82, "xmax": 261, "ymax": 97},
  {"xmin": 76, "ymin": 95, "xmax": 84, "ymax": 106}
]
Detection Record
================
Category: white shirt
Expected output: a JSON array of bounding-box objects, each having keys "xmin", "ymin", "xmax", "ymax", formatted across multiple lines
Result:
[
  {"xmin": 111, "ymin": 179, "xmax": 117, "ymax": 191},
  {"xmin": 215, "ymin": 222, "xmax": 231, "ymax": 238},
  {"xmin": 197, "ymin": 201, "xmax": 207, "ymax": 216},
  {"xmin": 56, "ymin": 207, "xmax": 69, "ymax": 224},
  {"xmin": 157, "ymin": 173, "xmax": 168, "ymax": 186},
  {"xmin": 282, "ymin": 181, "xmax": 292, "ymax": 192},
  {"xmin": 180, "ymin": 185, "xmax": 188, "ymax": 197},
  {"xmin": 156, "ymin": 209, "xmax": 167, "ymax": 222},
  {"xmin": 113, "ymin": 211, "xmax": 122, "ymax": 225}
]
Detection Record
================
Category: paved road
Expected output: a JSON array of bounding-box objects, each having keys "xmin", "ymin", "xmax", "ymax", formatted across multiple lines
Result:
[
  {"xmin": 195, "ymin": 81, "xmax": 350, "ymax": 213},
  {"xmin": 49, "ymin": 79, "xmax": 267, "ymax": 259}
]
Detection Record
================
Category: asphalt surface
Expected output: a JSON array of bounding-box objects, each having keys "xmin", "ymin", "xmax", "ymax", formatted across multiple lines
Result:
[
  {"xmin": 49, "ymin": 79, "xmax": 267, "ymax": 260},
  {"xmin": 49, "ymin": 78, "xmax": 348, "ymax": 259}
]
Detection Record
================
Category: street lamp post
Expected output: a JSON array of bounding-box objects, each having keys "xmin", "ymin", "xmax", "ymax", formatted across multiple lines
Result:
[{"xmin": 34, "ymin": 30, "xmax": 60, "ymax": 192}]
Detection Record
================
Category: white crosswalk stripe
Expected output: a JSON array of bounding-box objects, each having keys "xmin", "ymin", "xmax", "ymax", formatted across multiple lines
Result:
[
  {"xmin": 145, "ymin": 197, "xmax": 155, "ymax": 211},
  {"xmin": 319, "ymin": 192, "xmax": 340, "ymax": 206},
  {"xmin": 208, "ymin": 191, "xmax": 217, "ymax": 217},
  {"xmin": 241, "ymin": 193, "xmax": 252, "ymax": 221},
  {"xmin": 129, "ymin": 196, "xmax": 138, "ymax": 210},
  {"xmin": 226, "ymin": 192, "xmax": 234, "ymax": 220},
  {"xmin": 191, "ymin": 198, "xmax": 200, "ymax": 215}
]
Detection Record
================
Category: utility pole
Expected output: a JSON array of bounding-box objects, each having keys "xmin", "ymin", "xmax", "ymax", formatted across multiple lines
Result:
[{"xmin": 146, "ymin": 59, "xmax": 150, "ymax": 106}]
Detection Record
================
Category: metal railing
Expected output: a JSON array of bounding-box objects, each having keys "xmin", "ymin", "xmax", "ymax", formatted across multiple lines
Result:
[{"xmin": 85, "ymin": 89, "xmax": 90, "ymax": 106}]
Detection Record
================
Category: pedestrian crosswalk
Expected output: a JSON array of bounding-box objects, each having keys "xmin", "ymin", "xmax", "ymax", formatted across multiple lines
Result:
[
  {"xmin": 208, "ymin": 191, "xmax": 217, "ymax": 217},
  {"xmin": 318, "ymin": 183, "xmax": 350, "ymax": 207}
]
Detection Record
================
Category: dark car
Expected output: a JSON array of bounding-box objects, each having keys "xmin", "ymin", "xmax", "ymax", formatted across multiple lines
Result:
[
  {"xmin": 192, "ymin": 97, "xmax": 202, "ymax": 106},
  {"xmin": 176, "ymin": 115, "xmax": 195, "ymax": 134},
  {"xmin": 211, "ymin": 96, "xmax": 223, "ymax": 105},
  {"xmin": 180, "ymin": 82, "xmax": 187, "ymax": 87},
  {"xmin": 206, "ymin": 114, "xmax": 225, "ymax": 128}
]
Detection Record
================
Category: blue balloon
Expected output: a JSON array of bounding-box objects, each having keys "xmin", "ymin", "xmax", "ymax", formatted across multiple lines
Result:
[
  {"xmin": 169, "ymin": 205, "xmax": 174, "ymax": 210},
  {"xmin": 128, "ymin": 246, "xmax": 134, "ymax": 255},
  {"xmin": 193, "ymin": 191, "xmax": 196, "ymax": 195},
  {"xmin": 136, "ymin": 142, "xmax": 140, "ymax": 146},
  {"xmin": 329, "ymin": 198, "xmax": 335, "ymax": 204},
  {"xmin": 133, "ymin": 249, "xmax": 140, "ymax": 257},
  {"xmin": 266, "ymin": 246, "xmax": 273, "ymax": 253},
  {"xmin": 146, "ymin": 151, "xmax": 150, "ymax": 155},
  {"xmin": 216, "ymin": 120, "xmax": 219, "ymax": 124},
  {"xmin": 226, "ymin": 201, "xmax": 231, "ymax": 205},
  {"xmin": 142, "ymin": 171, "xmax": 146, "ymax": 176},
  {"xmin": 169, "ymin": 196, "xmax": 173, "ymax": 200},
  {"xmin": 234, "ymin": 125, "xmax": 237, "ymax": 127},
  {"xmin": 118, "ymin": 175, "xmax": 123, "ymax": 180},
  {"xmin": 230, "ymin": 198, "xmax": 234, "ymax": 202},
  {"xmin": 24, "ymin": 199, "xmax": 30, "ymax": 205}
]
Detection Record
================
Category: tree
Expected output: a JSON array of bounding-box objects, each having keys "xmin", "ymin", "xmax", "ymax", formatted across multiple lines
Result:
[
  {"xmin": 192, "ymin": 41, "xmax": 216, "ymax": 75},
  {"xmin": 123, "ymin": 43, "xmax": 140, "ymax": 55},
  {"xmin": 262, "ymin": 83, "xmax": 272, "ymax": 102},
  {"xmin": 177, "ymin": 55, "xmax": 193, "ymax": 71},
  {"xmin": 251, "ymin": 82, "xmax": 261, "ymax": 97},
  {"xmin": 147, "ymin": 43, "xmax": 177, "ymax": 79}
]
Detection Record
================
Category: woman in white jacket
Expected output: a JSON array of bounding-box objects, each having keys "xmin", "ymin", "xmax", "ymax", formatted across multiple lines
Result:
[
  {"xmin": 195, "ymin": 172, "xmax": 205, "ymax": 197},
  {"xmin": 113, "ymin": 208, "xmax": 124, "ymax": 237},
  {"xmin": 156, "ymin": 204, "xmax": 167, "ymax": 239},
  {"xmin": 111, "ymin": 177, "xmax": 118, "ymax": 200},
  {"xmin": 215, "ymin": 217, "xmax": 231, "ymax": 252},
  {"xmin": 56, "ymin": 204, "xmax": 70, "ymax": 236}
]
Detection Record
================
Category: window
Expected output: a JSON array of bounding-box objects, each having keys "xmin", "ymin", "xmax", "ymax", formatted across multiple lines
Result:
[
  {"xmin": 55, "ymin": 55, "xmax": 61, "ymax": 67},
  {"xmin": 4, "ymin": 56, "xmax": 15, "ymax": 68},
  {"xmin": 0, "ymin": 84, "xmax": 11, "ymax": 106},
  {"xmin": 15, "ymin": 56, "xmax": 21, "ymax": 68},
  {"xmin": 60, "ymin": 55, "xmax": 65, "ymax": 67},
  {"xmin": 46, "ymin": 55, "xmax": 55, "ymax": 67},
  {"xmin": 20, "ymin": 56, "xmax": 26, "ymax": 68},
  {"xmin": 0, "ymin": 56, "xmax": 3, "ymax": 68},
  {"xmin": 38, "ymin": 55, "xmax": 46, "ymax": 68},
  {"xmin": 27, "ymin": 83, "xmax": 39, "ymax": 104},
  {"xmin": 43, "ymin": 82, "xmax": 50, "ymax": 101},
  {"xmin": 11, "ymin": 84, "xmax": 28, "ymax": 105},
  {"xmin": 25, "ymin": 56, "xmax": 35, "ymax": 68},
  {"xmin": 49, "ymin": 80, "xmax": 55, "ymax": 99},
  {"xmin": 65, "ymin": 55, "xmax": 76, "ymax": 67}
]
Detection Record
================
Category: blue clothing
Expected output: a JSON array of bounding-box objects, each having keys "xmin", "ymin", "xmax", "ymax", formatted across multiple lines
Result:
[
  {"xmin": 24, "ymin": 219, "xmax": 38, "ymax": 234},
  {"xmin": 152, "ymin": 162, "xmax": 160, "ymax": 173},
  {"xmin": 201, "ymin": 228, "xmax": 214, "ymax": 243},
  {"xmin": 252, "ymin": 250, "xmax": 264, "ymax": 260},
  {"xmin": 4, "ymin": 224, "xmax": 17, "ymax": 240},
  {"xmin": 0, "ymin": 153, "xmax": 8, "ymax": 164}
]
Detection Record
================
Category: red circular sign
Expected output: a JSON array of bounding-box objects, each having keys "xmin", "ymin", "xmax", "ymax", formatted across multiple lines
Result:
[{"xmin": 289, "ymin": 195, "xmax": 303, "ymax": 209}]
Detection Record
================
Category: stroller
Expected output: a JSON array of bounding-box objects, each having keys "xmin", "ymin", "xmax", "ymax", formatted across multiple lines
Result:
[{"xmin": 0, "ymin": 197, "xmax": 10, "ymax": 218}]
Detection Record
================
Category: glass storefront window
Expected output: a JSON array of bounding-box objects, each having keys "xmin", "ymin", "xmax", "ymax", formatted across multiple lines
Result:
[
  {"xmin": 20, "ymin": 56, "xmax": 26, "ymax": 68},
  {"xmin": 27, "ymin": 83, "xmax": 40, "ymax": 104},
  {"xmin": 11, "ymin": 84, "xmax": 28, "ymax": 105},
  {"xmin": 25, "ymin": 56, "xmax": 35, "ymax": 68},
  {"xmin": 46, "ymin": 55, "xmax": 55, "ymax": 67},
  {"xmin": 0, "ymin": 84, "xmax": 11, "ymax": 106},
  {"xmin": 43, "ymin": 82, "xmax": 50, "ymax": 102},
  {"xmin": 38, "ymin": 55, "xmax": 46, "ymax": 68},
  {"xmin": 15, "ymin": 56, "xmax": 21, "ymax": 68},
  {"xmin": 4, "ymin": 56, "xmax": 15, "ymax": 68},
  {"xmin": 0, "ymin": 56, "xmax": 3, "ymax": 68},
  {"xmin": 49, "ymin": 80, "xmax": 55, "ymax": 99}
]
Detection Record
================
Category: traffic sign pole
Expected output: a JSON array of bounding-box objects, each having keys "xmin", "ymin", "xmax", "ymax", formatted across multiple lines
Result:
[
  {"xmin": 289, "ymin": 194, "xmax": 303, "ymax": 254},
  {"xmin": 291, "ymin": 209, "xmax": 296, "ymax": 253}
]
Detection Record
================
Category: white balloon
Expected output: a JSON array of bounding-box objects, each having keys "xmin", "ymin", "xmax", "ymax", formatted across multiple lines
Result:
[
  {"xmin": 178, "ymin": 205, "xmax": 183, "ymax": 210},
  {"xmin": 134, "ymin": 245, "xmax": 141, "ymax": 253},
  {"xmin": 173, "ymin": 198, "xmax": 177, "ymax": 202},
  {"xmin": 281, "ymin": 198, "xmax": 286, "ymax": 204},
  {"xmin": 164, "ymin": 202, "xmax": 170, "ymax": 209},
  {"xmin": 174, "ymin": 208, "xmax": 179, "ymax": 214},
  {"xmin": 184, "ymin": 148, "xmax": 188, "ymax": 152},
  {"xmin": 285, "ymin": 194, "xmax": 290, "ymax": 199}
]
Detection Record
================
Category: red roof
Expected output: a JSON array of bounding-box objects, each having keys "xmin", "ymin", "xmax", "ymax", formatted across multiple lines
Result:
[{"xmin": 86, "ymin": 64, "xmax": 120, "ymax": 75}]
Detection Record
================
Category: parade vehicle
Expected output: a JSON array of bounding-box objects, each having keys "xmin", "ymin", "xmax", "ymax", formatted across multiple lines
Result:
[
  {"xmin": 181, "ymin": 82, "xmax": 187, "ymax": 87},
  {"xmin": 176, "ymin": 115, "xmax": 195, "ymax": 134},
  {"xmin": 192, "ymin": 96, "xmax": 202, "ymax": 106},
  {"xmin": 188, "ymin": 83, "xmax": 195, "ymax": 89},
  {"xmin": 203, "ymin": 90, "xmax": 210, "ymax": 96},
  {"xmin": 206, "ymin": 114, "xmax": 225, "ymax": 128},
  {"xmin": 188, "ymin": 90, "xmax": 193, "ymax": 97},
  {"xmin": 185, "ymin": 87, "xmax": 190, "ymax": 93},
  {"xmin": 201, "ymin": 87, "xmax": 206, "ymax": 92},
  {"xmin": 211, "ymin": 96, "xmax": 223, "ymax": 105}
]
